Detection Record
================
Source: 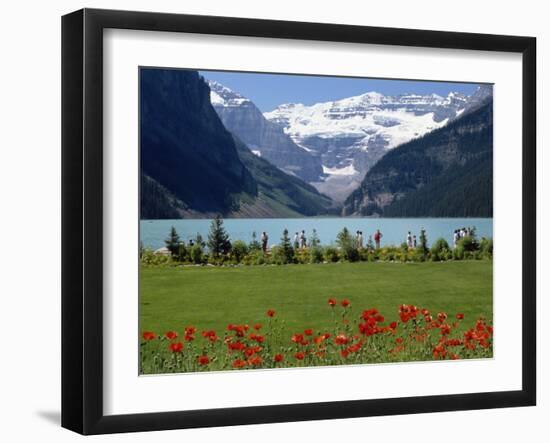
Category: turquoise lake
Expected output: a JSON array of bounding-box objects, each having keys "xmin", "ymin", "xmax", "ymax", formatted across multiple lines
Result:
[{"xmin": 140, "ymin": 218, "xmax": 493, "ymax": 250}]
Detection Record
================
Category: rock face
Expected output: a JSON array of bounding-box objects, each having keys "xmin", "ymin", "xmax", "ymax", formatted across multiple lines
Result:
[
  {"xmin": 208, "ymin": 81, "xmax": 323, "ymax": 182},
  {"xmin": 140, "ymin": 69, "xmax": 256, "ymax": 216},
  {"xmin": 140, "ymin": 69, "xmax": 333, "ymax": 219},
  {"xmin": 342, "ymin": 99, "xmax": 493, "ymax": 217},
  {"xmin": 264, "ymin": 85, "xmax": 492, "ymax": 202}
]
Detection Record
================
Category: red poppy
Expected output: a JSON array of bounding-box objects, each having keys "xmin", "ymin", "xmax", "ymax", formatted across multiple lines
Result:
[
  {"xmin": 328, "ymin": 298, "xmax": 337, "ymax": 307},
  {"xmin": 456, "ymin": 313, "xmax": 465, "ymax": 320},
  {"xmin": 253, "ymin": 323, "xmax": 262, "ymax": 330},
  {"xmin": 248, "ymin": 356, "xmax": 263, "ymax": 366},
  {"xmin": 340, "ymin": 349, "xmax": 350, "ymax": 358},
  {"xmin": 450, "ymin": 353, "xmax": 460, "ymax": 360},
  {"xmin": 294, "ymin": 352, "xmax": 305, "ymax": 360},
  {"xmin": 232, "ymin": 359, "xmax": 246, "ymax": 368},
  {"xmin": 184, "ymin": 334, "xmax": 195, "ymax": 342},
  {"xmin": 165, "ymin": 331, "xmax": 178, "ymax": 340},
  {"xmin": 169, "ymin": 342, "xmax": 183, "ymax": 353},
  {"xmin": 437, "ymin": 312, "xmax": 448, "ymax": 323},
  {"xmin": 266, "ymin": 309, "xmax": 276, "ymax": 317},
  {"xmin": 440, "ymin": 324, "xmax": 451, "ymax": 336},
  {"xmin": 334, "ymin": 334, "xmax": 349, "ymax": 345},
  {"xmin": 304, "ymin": 328, "xmax": 313, "ymax": 336},
  {"xmin": 184, "ymin": 326, "xmax": 197, "ymax": 335},
  {"xmin": 201, "ymin": 330, "xmax": 219, "ymax": 342},
  {"xmin": 395, "ymin": 337, "xmax": 404, "ymax": 344},
  {"xmin": 433, "ymin": 344, "xmax": 446, "ymax": 359},
  {"xmin": 341, "ymin": 299, "xmax": 350, "ymax": 308},
  {"xmin": 197, "ymin": 355, "xmax": 210, "ymax": 365},
  {"xmin": 389, "ymin": 321, "xmax": 398, "ymax": 330},
  {"xmin": 142, "ymin": 331, "xmax": 156, "ymax": 341},
  {"xmin": 291, "ymin": 333, "xmax": 307, "ymax": 345},
  {"xmin": 274, "ymin": 353, "xmax": 284, "ymax": 363}
]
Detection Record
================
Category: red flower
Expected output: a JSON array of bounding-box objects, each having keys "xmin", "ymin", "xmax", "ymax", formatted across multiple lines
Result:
[
  {"xmin": 165, "ymin": 331, "xmax": 178, "ymax": 340},
  {"xmin": 437, "ymin": 312, "xmax": 448, "ymax": 323},
  {"xmin": 232, "ymin": 359, "xmax": 246, "ymax": 368},
  {"xmin": 169, "ymin": 342, "xmax": 183, "ymax": 353},
  {"xmin": 456, "ymin": 313, "xmax": 465, "ymax": 320},
  {"xmin": 274, "ymin": 353, "xmax": 284, "ymax": 363},
  {"xmin": 294, "ymin": 352, "xmax": 305, "ymax": 360},
  {"xmin": 197, "ymin": 355, "xmax": 210, "ymax": 365},
  {"xmin": 253, "ymin": 323, "xmax": 262, "ymax": 330},
  {"xmin": 247, "ymin": 356, "xmax": 263, "ymax": 366},
  {"xmin": 433, "ymin": 344, "xmax": 446, "ymax": 359},
  {"xmin": 340, "ymin": 349, "xmax": 350, "ymax": 358},
  {"xmin": 341, "ymin": 299, "xmax": 350, "ymax": 308},
  {"xmin": 201, "ymin": 330, "xmax": 219, "ymax": 342},
  {"xmin": 440, "ymin": 324, "xmax": 451, "ymax": 336},
  {"xmin": 184, "ymin": 326, "xmax": 197, "ymax": 335},
  {"xmin": 389, "ymin": 321, "xmax": 398, "ymax": 330},
  {"xmin": 328, "ymin": 298, "xmax": 337, "ymax": 307},
  {"xmin": 228, "ymin": 341, "xmax": 246, "ymax": 352},
  {"xmin": 291, "ymin": 333, "xmax": 307, "ymax": 345},
  {"xmin": 184, "ymin": 334, "xmax": 195, "ymax": 342},
  {"xmin": 266, "ymin": 309, "xmax": 276, "ymax": 317},
  {"xmin": 395, "ymin": 337, "xmax": 404, "ymax": 344},
  {"xmin": 304, "ymin": 328, "xmax": 313, "ymax": 336},
  {"xmin": 142, "ymin": 331, "xmax": 156, "ymax": 341},
  {"xmin": 334, "ymin": 334, "xmax": 349, "ymax": 345},
  {"xmin": 450, "ymin": 353, "xmax": 460, "ymax": 360}
]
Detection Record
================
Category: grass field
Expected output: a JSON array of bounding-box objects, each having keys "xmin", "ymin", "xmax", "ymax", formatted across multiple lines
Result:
[{"xmin": 140, "ymin": 260, "xmax": 492, "ymax": 337}]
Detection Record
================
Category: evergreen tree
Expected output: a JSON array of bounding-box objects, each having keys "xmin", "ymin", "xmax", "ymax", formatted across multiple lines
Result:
[
  {"xmin": 336, "ymin": 227, "xmax": 359, "ymax": 262},
  {"xmin": 207, "ymin": 215, "xmax": 232, "ymax": 259},
  {"xmin": 249, "ymin": 231, "xmax": 261, "ymax": 251},
  {"xmin": 164, "ymin": 226, "xmax": 180, "ymax": 257},
  {"xmin": 418, "ymin": 228, "xmax": 429, "ymax": 256},
  {"xmin": 310, "ymin": 229, "xmax": 320, "ymax": 248},
  {"xmin": 279, "ymin": 229, "xmax": 295, "ymax": 264}
]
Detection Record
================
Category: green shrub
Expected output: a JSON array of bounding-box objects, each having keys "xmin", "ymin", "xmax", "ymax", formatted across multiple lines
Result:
[
  {"xmin": 479, "ymin": 237, "xmax": 493, "ymax": 258},
  {"xmin": 242, "ymin": 249, "xmax": 266, "ymax": 266},
  {"xmin": 175, "ymin": 243, "xmax": 188, "ymax": 262},
  {"xmin": 431, "ymin": 238, "xmax": 450, "ymax": 255},
  {"xmin": 230, "ymin": 240, "xmax": 249, "ymax": 263},
  {"xmin": 309, "ymin": 247, "xmax": 324, "ymax": 264},
  {"xmin": 324, "ymin": 246, "xmax": 339, "ymax": 263},
  {"xmin": 190, "ymin": 244, "xmax": 204, "ymax": 264},
  {"xmin": 336, "ymin": 227, "xmax": 359, "ymax": 262},
  {"xmin": 140, "ymin": 248, "xmax": 173, "ymax": 266}
]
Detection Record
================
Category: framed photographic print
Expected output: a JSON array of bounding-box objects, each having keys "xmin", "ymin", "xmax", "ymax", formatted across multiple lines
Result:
[{"xmin": 61, "ymin": 8, "xmax": 536, "ymax": 435}]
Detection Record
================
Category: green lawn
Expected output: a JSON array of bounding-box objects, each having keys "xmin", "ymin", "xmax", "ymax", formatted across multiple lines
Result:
[{"xmin": 140, "ymin": 260, "xmax": 492, "ymax": 336}]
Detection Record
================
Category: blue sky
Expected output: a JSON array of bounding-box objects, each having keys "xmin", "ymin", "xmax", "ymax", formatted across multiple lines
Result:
[{"xmin": 200, "ymin": 70, "xmax": 483, "ymax": 112}]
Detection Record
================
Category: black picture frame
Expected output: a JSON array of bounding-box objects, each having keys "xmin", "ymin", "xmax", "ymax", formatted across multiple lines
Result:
[{"xmin": 61, "ymin": 8, "xmax": 536, "ymax": 435}]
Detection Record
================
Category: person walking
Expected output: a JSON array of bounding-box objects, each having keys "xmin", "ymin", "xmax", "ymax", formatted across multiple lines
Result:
[
  {"xmin": 293, "ymin": 232, "xmax": 300, "ymax": 250},
  {"xmin": 261, "ymin": 231, "xmax": 268, "ymax": 253},
  {"xmin": 407, "ymin": 231, "xmax": 413, "ymax": 249},
  {"xmin": 453, "ymin": 229, "xmax": 460, "ymax": 247},
  {"xmin": 299, "ymin": 230, "xmax": 307, "ymax": 249},
  {"xmin": 358, "ymin": 231, "xmax": 364, "ymax": 249},
  {"xmin": 413, "ymin": 235, "xmax": 417, "ymax": 248},
  {"xmin": 374, "ymin": 229, "xmax": 382, "ymax": 249}
]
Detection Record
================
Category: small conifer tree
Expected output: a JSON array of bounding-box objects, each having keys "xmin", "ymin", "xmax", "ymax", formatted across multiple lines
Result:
[{"xmin": 207, "ymin": 215, "xmax": 232, "ymax": 259}]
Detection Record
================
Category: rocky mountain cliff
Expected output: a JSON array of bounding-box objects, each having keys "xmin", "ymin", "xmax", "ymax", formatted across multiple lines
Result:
[
  {"xmin": 264, "ymin": 85, "xmax": 492, "ymax": 201},
  {"xmin": 140, "ymin": 69, "xmax": 332, "ymax": 219},
  {"xmin": 209, "ymin": 81, "xmax": 323, "ymax": 182},
  {"xmin": 342, "ymin": 99, "xmax": 493, "ymax": 217}
]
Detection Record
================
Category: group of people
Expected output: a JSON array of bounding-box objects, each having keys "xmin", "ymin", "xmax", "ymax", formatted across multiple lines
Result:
[
  {"xmin": 453, "ymin": 227, "xmax": 475, "ymax": 247},
  {"xmin": 293, "ymin": 230, "xmax": 309, "ymax": 250},
  {"xmin": 355, "ymin": 229, "xmax": 383, "ymax": 249},
  {"xmin": 406, "ymin": 231, "xmax": 418, "ymax": 249}
]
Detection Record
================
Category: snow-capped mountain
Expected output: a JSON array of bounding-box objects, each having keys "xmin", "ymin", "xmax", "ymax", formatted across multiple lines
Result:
[
  {"xmin": 264, "ymin": 85, "xmax": 492, "ymax": 201},
  {"xmin": 208, "ymin": 81, "xmax": 323, "ymax": 182}
]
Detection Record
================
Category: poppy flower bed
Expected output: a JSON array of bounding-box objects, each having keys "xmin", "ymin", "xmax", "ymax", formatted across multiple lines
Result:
[{"xmin": 140, "ymin": 299, "xmax": 493, "ymax": 374}]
